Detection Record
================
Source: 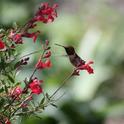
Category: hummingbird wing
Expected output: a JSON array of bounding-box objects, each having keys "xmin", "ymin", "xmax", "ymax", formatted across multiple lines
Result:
[{"xmin": 69, "ymin": 54, "xmax": 85, "ymax": 67}]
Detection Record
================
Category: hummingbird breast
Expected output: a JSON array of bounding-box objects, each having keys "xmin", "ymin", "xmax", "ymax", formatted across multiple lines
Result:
[{"xmin": 69, "ymin": 54, "xmax": 85, "ymax": 67}]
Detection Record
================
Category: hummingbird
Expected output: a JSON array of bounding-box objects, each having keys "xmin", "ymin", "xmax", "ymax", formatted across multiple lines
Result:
[{"xmin": 55, "ymin": 43, "xmax": 85, "ymax": 67}]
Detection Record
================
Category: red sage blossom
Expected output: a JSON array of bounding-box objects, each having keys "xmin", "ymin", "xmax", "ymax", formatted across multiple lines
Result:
[
  {"xmin": 10, "ymin": 86, "xmax": 22, "ymax": 99},
  {"xmin": 78, "ymin": 61, "xmax": 94, "ymax": 74},
  {"xmin": 9, "ymin": 30, "xmax": 23, "ymax": 44},
  {"xmin": 34, "ymin": 2, "xmax": 58, "ymax": 23},
  {"xmin": 22, "ymin": 31, "xmax": 40, "ymax": 43},
  {"xmin": 43, "ymin": 51, "xmax": 51, "ymax": 58},
  {"xmin": 29, "ymin": 78, "xmax": 43, "ymax": 94},
  {"xmin": 73, "ymin": 60, "xmax": 94, "ymax": 76},
  {"xmin": 27, "ymin": 2, "xmax": 58, "ymax": 28},
  {"xmin": 0, "ymin": 40, "xmax": 6, "ymax": 50},
  {"xmin": 35, "ymin": 58, "xmax": 52, "ymax": 69}
]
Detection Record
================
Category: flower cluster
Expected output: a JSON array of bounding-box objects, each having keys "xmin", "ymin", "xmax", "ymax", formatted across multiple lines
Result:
[
  {"xmin": 7, "ymin": 2, "xmax": 58, "ymax": 46},
  {"xmin": 0, "ymin": 2, "xmax": 94, "ymax": 124},
  {"xmin": 0, "ymin": 2, "xmax": 58, "ymax": 124},
  {"xmin": 73, "ymin": 60, "xmax": 94, "ymax": 76},
  {"xmin": 29, "ymin": 78, "xmax": 43, "ymax": 94},
  {"xmin": 32, "ymin": 2, "xmax": 58, "ymax": 24}
]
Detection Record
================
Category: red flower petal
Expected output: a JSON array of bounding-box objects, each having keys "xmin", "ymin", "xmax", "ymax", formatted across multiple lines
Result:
[
  {"xmin": 29, "ymin": 78, "xmax": 43, "ymax": 94},
  {"xmin": 34, "ymin": 2, "xmax": 58, "ymax": 23},
  {"xmin": 9, "ymin": 30, "xmax": 23, "ymax": 44},
  {"xmin": 22, "ymin": 31, "xmax": 40, "ymax": 43},
  {"xmin": 0, "ymin": 40, "xmax": 6, "ymax": 49},
  {"xmin": 78, "ymin": 61, "xmax": 94, "ymax": 74},
  {"xmin": 10, "ymin": 86, "xmax": 22, "ymax": 99},
  {"xmin": 35, "ymin": 59, "xmax": 52, "ymax": 69},
  {"xmin": 35, "ymin": 59, "xmax": 45, "ymax": 69},
  {"xmin": 44, "ymin": 59, "xmax": 52, "ymax": 68},
  {"xmin": 44, "ymin": 51, "xmax": 51, "ymax": 58}
]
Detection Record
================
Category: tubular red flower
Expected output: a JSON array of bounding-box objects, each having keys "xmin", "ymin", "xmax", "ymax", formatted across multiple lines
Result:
[
  {"xmin": 78, "ymin": 61, "xmax": 94, "ymax": 74},
  {"xmin": 44, "ymin": 59, "xmax": 52, "ymax": 68},
  {"xmin": 22, "ymin": 31, "xmax": 40, "ymax": 43},
  {"xmin": 9, "ymin": 30, "xmax": 40, "ymax": 43},
  {"xmin": 28, "ymin": 78, "xmax": 43, "ymax": 94},
  {"xmin": 44, "ymin": 51, "xmax": 51, "ymax": 58},
  {"xmin": 9, "ymin": 30, "xmax": 23, "ymax": 44},
  {"xmin": 35, "ymin": 58, "xmax": 52, "ymax": 69},
  {"xmin": 0, "ymin": 40, "xmax": 6, "ymax": 49},
  {"xmin": 34, "ymin": 2, "xmax": 58, "ymax": 23},
  {"xmin": 72, "ymin": 60, "xmax": 94, "ymax": 76},
  {"xmin": 35, "ymin": 59, "xmax": 45, "ymax": 69},
  {"xmin": 10, "ymin": 86, "xmax": 22, "ymax": 98}
]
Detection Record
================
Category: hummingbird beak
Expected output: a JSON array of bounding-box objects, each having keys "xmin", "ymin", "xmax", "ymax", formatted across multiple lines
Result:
[{"xmin": 55, "ymin": 43, "xmax": 65, "ymax": 48}]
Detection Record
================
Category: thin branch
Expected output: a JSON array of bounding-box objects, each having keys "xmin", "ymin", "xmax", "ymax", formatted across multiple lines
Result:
[
  {"xmin": 50, "ymin": 69, "xmax": 74, "ymax": 99},
  {"xmin": 19, "ymin": 49, "xmax": 42, "ymax": 60}
]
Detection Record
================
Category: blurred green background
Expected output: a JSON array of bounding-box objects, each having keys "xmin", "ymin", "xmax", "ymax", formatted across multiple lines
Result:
[{"xmin": 1, "ymin": 0, "xmax": 124, "ymax": 124}]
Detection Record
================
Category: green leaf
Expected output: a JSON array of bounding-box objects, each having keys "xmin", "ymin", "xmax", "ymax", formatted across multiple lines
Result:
[
  {"xmin": 4, "ymin": 84, "xmax": 8, "ymax": 93},
  {"xmin": 0, "ymin": 97, "xmax": 5, "ymax": 109},
  {"xmin": 40, "ymin": 97, "xmax": 45, "ymax": 104},
  {"xmin": 42, "ymin": 106, "xmax": 45, "ymax": 110},
  {"xmin": 46, "ymin": 93, "xmax": 50, "ymax": 100},
  {"xmin": 50, "ymin": 103, "xmax": 58, "ymax": 108},
  {"xmin": 34, "ymin": 114, "xmax": 42, "ymax": 120},
  {"xmin": 6, "ymin": 74, "xmax": 15, "ymax": 83},
  {"xmin": 0, "ymin": 87, "xmax": 4, "ymax": 93}
]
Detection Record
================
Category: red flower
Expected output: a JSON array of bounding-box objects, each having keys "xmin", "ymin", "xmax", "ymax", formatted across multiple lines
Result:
[
  {"xmin": 29, "ymin": 78, "xmax": 43, "ymax": 94},
  {"xmin": 78, "ymin": 61, "xmax": 94, "ymax": 74},
  {"xmin": 35, "ymin": 58, "xmax": 52, "ymax": 69},
  {"xmin": 5, "ymin": 119, "xmax": 11, "ymax": 124},
  {"xmin": 9, "ymin": 30, "xmax": 40, "ymax": 43},
  {"xmin": 9, "ymin": 30, "xmax": 23, "ymax": 44},
  {"xmin": 44, "ymin": 51, "xmax": 51, "ymax": 58},
  {"xmin": 25, "ymin": 2, "xmax": 58, "ymax": 29},
  {"xmin": 0, "ymin": 40, "xmax": 6, "ymax": 50},
  {"xmin": 35, "ymin": 59, "xmax": 44, "ymax": 69},
  {"xmin": 14, "ymin": 87, "xmax": 22, "ymax": 95},
  {"xmin": 72, "ymin": 60, "xmax": 94, "ymax": 76},
  {"xmin": 44, "ymin": 59, "xmax": 52, "ymax": 67},
  {"xmin": 10, "ymin": 86, "xmax": 22, "ymax": 98},
  {"xmin": 45, "ymin": 39, "xmax": 49, "ymax": 46},
  {"xmin": 22, "ymin": 31, "xmax": 40, "ymax": 43},
  {"xmin": 34, "ymin": 2, "xmax": 58, "ymax": 23}
]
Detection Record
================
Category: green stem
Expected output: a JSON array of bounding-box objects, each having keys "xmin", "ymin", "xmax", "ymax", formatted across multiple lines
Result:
[
  {"xmin": 29, "ymin": 49, "xmax": 46, "ymax": 81},
  {"xmin": 19, "ymin": 49, "xmax": 42, "ymax": 60},
  {"xmin": 2, "ymin": 96, "xmax": 17, "ymax": 113},
  {"xmin": 50, "ymin": 69, "xmax": 74, "ymax": 99}
]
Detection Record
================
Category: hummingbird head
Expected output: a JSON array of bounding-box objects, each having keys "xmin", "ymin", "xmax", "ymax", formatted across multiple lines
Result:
[
  {"xmin": 64, "ymin": 46, "xmax": 75, "ymax": 55},
  {"xmin": 55, "ymin": 43, "xmax": 75, "ymax": 55}
]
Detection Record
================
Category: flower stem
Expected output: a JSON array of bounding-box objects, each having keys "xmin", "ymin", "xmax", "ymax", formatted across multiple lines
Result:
[
  {"xmin": 19, "ymin": 49, "xmax": 42, "ymax": 60},
  {"xmin": 2, "ymin": 96, "xmax": 17, "ymax": 113},
  {"xmin": 29, "ymin": 49, "xmax": 46, "ymax": 81},
  {"xmin": 50, "ymin": 69, "xmax": 74, "ymax": 99}
]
